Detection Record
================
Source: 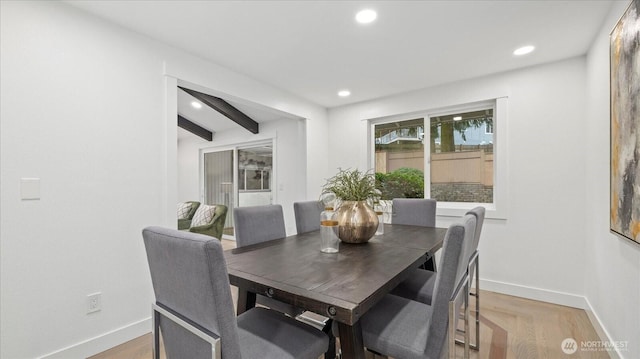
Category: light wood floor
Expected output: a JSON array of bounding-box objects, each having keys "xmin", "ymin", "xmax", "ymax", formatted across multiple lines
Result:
[{"xmin": 91, "ymin": 239, "xmax": 611, "ymax": 359}]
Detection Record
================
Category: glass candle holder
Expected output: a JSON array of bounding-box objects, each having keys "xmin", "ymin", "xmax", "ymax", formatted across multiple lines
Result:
[
  {"xmin": 374, "ymin": 203, "xmax": 384, "ymax": 235},
  {"xmin": 320, "ymin": 206, "xmax": 339, "ymax": 253}
]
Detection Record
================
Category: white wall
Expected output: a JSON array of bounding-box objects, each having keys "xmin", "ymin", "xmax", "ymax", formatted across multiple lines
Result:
[
  {"xmin": 0, "ymin": 1, "xmax": 328, "ymax": 358},
  {"xmin": 329, "ymin": 57, "xmax": 589, "ymax": 303},
  {"xmin": 585, "ymin": 2, "xmax": 640, "ymax": 358},
  {"xmin": 177, "ymin": 136, "xmax": 207, "ymax": 202}
]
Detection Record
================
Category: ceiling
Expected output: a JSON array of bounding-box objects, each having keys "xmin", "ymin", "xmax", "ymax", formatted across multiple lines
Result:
[
  {"xmin": 66, "ymin": 0, "xmax": 616, "ymax": 136},
  {"xmin": 177, "ymin": 88, "xmax": 290, "ymax": 140}
]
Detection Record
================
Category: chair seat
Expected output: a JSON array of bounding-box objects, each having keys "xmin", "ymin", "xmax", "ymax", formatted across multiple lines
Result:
[
  {"xmin": 391, "ymin": 268, "xmax": 436, "ymax": 305},
  {"xmin": 360, "ymin": 294, "xmax": 433, "ymax": 359},
  {"xmin": 238, "ymin": 307, "xmax": 329, "ymax": 359}
]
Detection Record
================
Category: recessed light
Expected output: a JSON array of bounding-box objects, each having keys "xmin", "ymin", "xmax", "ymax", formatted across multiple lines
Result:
[
  {"xmin": 355, "ymin": 9, "xmax": 377, "ymax": 24},
  {"xmin": 453, "ymin": 116, "xmax": 462, "ymax": 121},
  {"xmin": 338, "ymin": 90, "xmax": 351, "ymax": 97},
  {"xmin": 191, "ymin": 101, "xmax": 202, "ymax": 109},
  {"xmin": 513, "ymin": 45, "xmax": 535, "ymax": 56}
]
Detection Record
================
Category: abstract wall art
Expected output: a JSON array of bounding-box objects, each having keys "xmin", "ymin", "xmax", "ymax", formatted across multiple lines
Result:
[{"xmin": 610, "ymin": 0, "xmax": 640, "ymax": 244}]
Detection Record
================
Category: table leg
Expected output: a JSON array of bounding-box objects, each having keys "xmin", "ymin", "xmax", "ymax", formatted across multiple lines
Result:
[
  {"xmin": 236, "ymin": 288, "xmax": 256, "ymax": 315},
  {"xmin": 337, "ymin": 321, "xmax": 366, "ymax": 359}
]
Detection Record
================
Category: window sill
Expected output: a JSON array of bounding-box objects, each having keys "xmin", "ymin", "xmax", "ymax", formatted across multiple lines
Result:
[{"xmin": 436, "ymin": 202, "xmax": 506, "ymax": 220}]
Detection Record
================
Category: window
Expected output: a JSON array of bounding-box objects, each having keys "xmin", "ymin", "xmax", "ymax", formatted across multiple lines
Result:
[
  {"xmin": 238, "ymin": 146, "xmax": 272, "ymax": 191},
  {"xmin": 370, "ymin": 98, "xmax": 507, "ymax": 218},
  {"xmin": 374, "ymin": 118, "xmax": 425, "ymax": 199},
  {"xmin": 429, "ymin": 108, "xmax": 493, "ymax": 204}
]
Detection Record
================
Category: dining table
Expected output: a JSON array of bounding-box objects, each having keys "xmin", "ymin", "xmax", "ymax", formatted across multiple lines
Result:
[{"xmin": 224, "ymin": 223, "xmax": 447, "ymax": 359}]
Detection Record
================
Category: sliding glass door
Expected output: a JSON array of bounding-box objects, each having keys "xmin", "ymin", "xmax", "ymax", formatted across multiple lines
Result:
[
  {"xmin": 203, "ymin": 149, "xmax": 235, "ymax": 236},
  {"xmin": 202, "ymin": 142, "xmax": 273, "ymax": 238}
]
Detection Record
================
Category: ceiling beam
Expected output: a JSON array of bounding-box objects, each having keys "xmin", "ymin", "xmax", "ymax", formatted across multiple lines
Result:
[
  {"xmin": 179, "ymin": 87, "xmax": 259, "ymax": 134},
  {"xmin": 178, "ymin": 115, "xmax": 213, "ymax": 141}
]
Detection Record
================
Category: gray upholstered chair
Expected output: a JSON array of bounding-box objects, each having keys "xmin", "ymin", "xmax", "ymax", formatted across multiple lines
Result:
[
  {"xmin": 392, "ymin": 206, "xmax": 485, "ymax": 351},
  {"xmin": 293, "ymin": 200, "xmax": 324, "ymax": 234},
  {"xmin": 463, "ymin": 206, "xmax": 485, "ymax": 350},
  {"xmin": 234, "ymin": 204, "xmax": 336, "ymax": 358},
  {"xmin": 177, "ymin": 201, "xmax": 200, "ymax": 230},
  {"xmin": 392, "ymin": 198, "xmax": 437, "ymax": 227},
  {"xmin": 188, "ymin": 204, "xmax": 228, "ymax": 240},
  {"xmin": 358, "ymin": 214, "xmax": 476, "ymax": 359},
  {"xmin": 234, "ymin": 205, "xmax": 287, "ymax": 247},
  {"xmin": 392, "ymin": 198, "xmax": 438, "ymax": 270},
  {"xmin": 142, "ymin": 226, "xmax": 329, "ymax": 359},
  {"xmin": 233, "ymin": 205, "xmax": 305, "ymax": 317}
]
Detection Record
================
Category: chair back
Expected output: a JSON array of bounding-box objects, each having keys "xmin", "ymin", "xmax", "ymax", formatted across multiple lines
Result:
[
  {"xmin": 457, "ymin": 214, "xmax": 477, "ymax": 282},
  {"xmin": 392, "ymin": 198, "xmax": 437, "ymax": 227},
  {"xmin": 465, "ymin": 206, "xmax": 485, "ymax": 280},
  {"xmin": 424, "ymin": 214, "xmax": 476, "ymax": 358},
  {"xmin": 465, "ymin": 206, "xmax": 485, "ymax": 252},
  {"xmin": 142, "ymin": 226, "xmax": 241, "ymax": 359},
  {"xmin": 234, "ymin": 205, "xmax": 286, "ymax": 247},
  {"xmin": 293, "ymin": 200, "xmax": 324, "ymax": 234}
]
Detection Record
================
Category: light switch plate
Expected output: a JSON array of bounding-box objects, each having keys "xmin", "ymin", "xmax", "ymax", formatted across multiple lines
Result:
[{"xmin": 21, "ymin": 178, "xmax": 41, "ymax": 200}]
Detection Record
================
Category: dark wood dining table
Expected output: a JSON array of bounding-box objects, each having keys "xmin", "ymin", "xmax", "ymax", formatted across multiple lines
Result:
[{"xmin": 224, "ymin": 224, "xmax": 447, "ymax": 359}]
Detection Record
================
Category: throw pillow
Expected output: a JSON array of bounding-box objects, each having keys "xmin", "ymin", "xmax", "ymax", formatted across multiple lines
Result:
[
  {"xmin": 177, "ymin": 202, "xmax": 193, "ymax": 220},
  {"xmin": 191, "ymin": 204, "xmax": 217, "ymax": 227}
]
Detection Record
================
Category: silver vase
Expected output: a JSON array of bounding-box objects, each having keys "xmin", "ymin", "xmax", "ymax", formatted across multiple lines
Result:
[{"xmin": 334, "ymin": 201, "xmax": 379, "ymax": 243}]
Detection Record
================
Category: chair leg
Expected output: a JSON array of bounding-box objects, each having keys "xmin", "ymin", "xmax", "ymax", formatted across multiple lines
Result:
[
  {"xmin": 152, "ymin": 306, "xmax": 160, "ymax": 359},
  {"xmin": 453, "ymin": 283, "xmax": 471, "ymax": 358},
  {"xmin": 460, "ymin": 256, "xmax": 480, "ymax": 351},
  {"xmin": 473, "ymin": 256, "xmax": 480, "ymax": 351},
  {"xmin": 448, "ymin": 299, "xmax": 456, "ymax": 358},
  {"xmin": 464, "ymin": 282, "xmax": 470, "ymax": 358}
]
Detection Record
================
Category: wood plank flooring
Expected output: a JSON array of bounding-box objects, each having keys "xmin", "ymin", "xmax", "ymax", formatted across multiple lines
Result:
[{"xmin": 90, "ymin": 239, "xmax": 612, "ymax": 359}]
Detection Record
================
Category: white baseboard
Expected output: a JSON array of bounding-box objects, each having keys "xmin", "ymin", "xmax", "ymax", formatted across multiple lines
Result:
[
  {"xmin": 479, "ymin": 278, "xmax": 587, "ymax": 308},
  {"xmin": 38, "ymin": 317, "xmax": 151, "ymax": 359},
  {"xmin": 583, "ymin": 297, "xmax": 623, "ymax": 359},
  {"xmin": 480, "ymin": 279, "xmax": 624, "ymax": 359}
]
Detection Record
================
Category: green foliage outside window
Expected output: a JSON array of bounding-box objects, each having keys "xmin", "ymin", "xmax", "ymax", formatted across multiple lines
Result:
[{"xmin": 376, "ymin": 167, "xmax": 424, "ymax": 199}]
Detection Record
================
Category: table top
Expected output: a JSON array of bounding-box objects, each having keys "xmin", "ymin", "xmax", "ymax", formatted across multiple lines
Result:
[{"xmin": 224, "ymin": 224, "xmax": 447, "ymax": 325}]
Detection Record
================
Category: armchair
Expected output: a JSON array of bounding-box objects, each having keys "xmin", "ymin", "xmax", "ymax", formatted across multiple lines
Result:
[
  {"xmin": 177, "ymin": 201, "xmax": 200, "ymax": 230},
  {"xmin": 189, "ymin": 204, "xmax": 228, "ymax": 240}
]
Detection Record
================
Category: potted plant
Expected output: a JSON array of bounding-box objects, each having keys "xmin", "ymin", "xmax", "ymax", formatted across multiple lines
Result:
[{"xmin": 322, "ymin": 168, "xmax": 379, "ymax": 243}]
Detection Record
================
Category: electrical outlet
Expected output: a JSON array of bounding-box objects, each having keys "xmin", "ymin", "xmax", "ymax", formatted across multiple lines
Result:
[{"xmin": 87, "ymin": 292, "xmax": 102, "ymax": 314}]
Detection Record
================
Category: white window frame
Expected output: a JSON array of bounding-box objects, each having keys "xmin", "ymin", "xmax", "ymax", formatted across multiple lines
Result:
[{"xmin": 369, "ymin": 97, "xmax": 508, "ymax": 219}]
